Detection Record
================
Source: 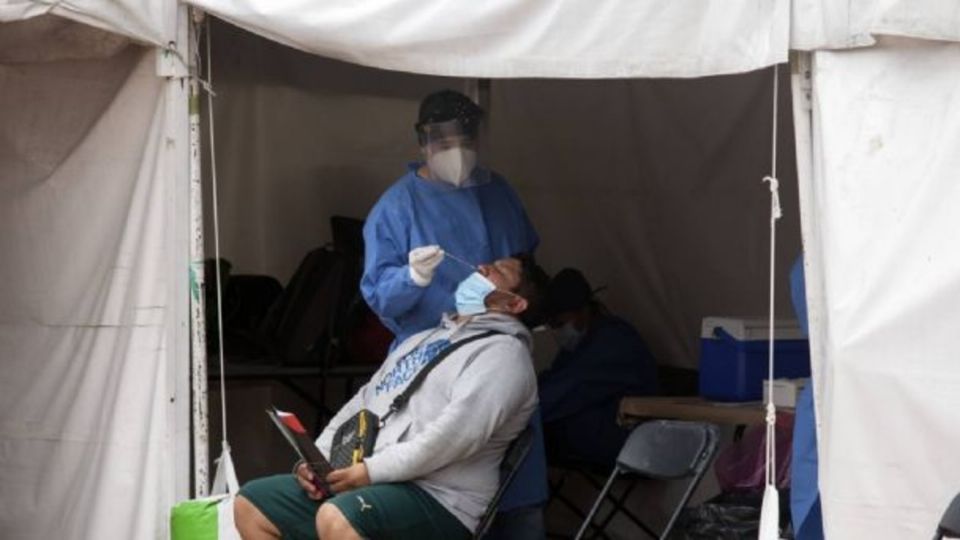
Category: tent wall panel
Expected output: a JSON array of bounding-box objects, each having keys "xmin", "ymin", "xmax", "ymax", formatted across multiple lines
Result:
[
  {"xmin": 809, "ymin": 37, "xmax": 960, "ymax": 539},
  {"xmin": 0, "ymin": 40, "xmax": 186, "ymax": 538},
  {"xmin": 201, "ymin": 20, "xmax": 456, "ymax": 280},
  {"xmin": 490, "ymin": 70, "xmax": 801, "ymax": 367},
  {"xmin": 0, "ymin": 0, "xmax": 174, "ymax": 46}
]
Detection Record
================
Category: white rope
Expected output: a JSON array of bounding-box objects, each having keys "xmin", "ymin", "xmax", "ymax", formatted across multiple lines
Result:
[
  {"xmin": 756, "ymin": 62, "xmax": 783, "ymax": 540},
  {"xmin": 205, "ymin": 16, "xmax": 230, "ymax": 446},
  {"xmin": 763, "ymin": 64, "xmax": 781, "ymax": 489}
]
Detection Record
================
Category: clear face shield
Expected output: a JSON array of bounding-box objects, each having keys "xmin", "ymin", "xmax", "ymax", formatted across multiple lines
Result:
[{"xmin": 419, "ymin": 119, "xmax": 486, "ymax": 187}]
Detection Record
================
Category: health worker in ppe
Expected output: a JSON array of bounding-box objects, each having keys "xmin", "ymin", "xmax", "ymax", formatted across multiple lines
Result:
[
  {"xmin": 360, "ymin": 89, "xmax": 545, "ymax": 539},
  {"xmin": 538, "ymin": 269, "xmax": 659, "ymax": 468},
  {"xmin": 360, "ymin": 89, "xmax": 539, "ymax": 346}
]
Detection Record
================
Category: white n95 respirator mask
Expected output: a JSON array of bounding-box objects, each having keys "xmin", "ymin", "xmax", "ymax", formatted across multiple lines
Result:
[{"xmin": 428, "ymin": 147, "xmax": 477, "ymax": 187}]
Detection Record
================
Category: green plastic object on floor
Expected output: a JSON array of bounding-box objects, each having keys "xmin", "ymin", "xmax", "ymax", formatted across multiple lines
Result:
[
  {"xmin": 171, "ymin": 495, "xmax": 226, "ymax": 540},
  {"xmin": 170, "ymin": 445, "xmax": 241, "ymax": 540}
]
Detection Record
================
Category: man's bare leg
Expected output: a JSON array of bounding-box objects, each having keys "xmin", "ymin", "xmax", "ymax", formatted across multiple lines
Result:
[
  {"xmin": 316, "ymin": 503, "xmax": 362, "ymax": 540},
  {"xmin": 234, "ymin": 495, "xmax": 282, "ymax": 540}
]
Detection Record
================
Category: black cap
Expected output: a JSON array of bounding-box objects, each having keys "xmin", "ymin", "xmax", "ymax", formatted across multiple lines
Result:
[
  {"xmin": 415, "ymin": 89, "xmax": 483, "ymax": 136},
  {"xmin": 545, "ymin": 268, "xmax": 593, "ymax": 317}
]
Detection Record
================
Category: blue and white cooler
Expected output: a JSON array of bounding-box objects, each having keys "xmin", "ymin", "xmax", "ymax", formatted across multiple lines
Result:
[{"xmin": 698, "ymin": 317, "xmax": 811, "ymax": 402}]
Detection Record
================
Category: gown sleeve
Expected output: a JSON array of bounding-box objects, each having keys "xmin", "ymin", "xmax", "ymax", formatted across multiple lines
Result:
[{"xmin": 360, "ymin": 200, "xmax": 428, "ymax": 330}]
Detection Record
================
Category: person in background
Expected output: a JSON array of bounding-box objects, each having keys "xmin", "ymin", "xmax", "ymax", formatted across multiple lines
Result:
[
  {"xmin": 538, "ymin": 268, "xmax": 659, "ymax": 468},
  {"xmin": 360, "ymin": 89, "xmax": 546, "ymax": 538},
  {"xmin": 789, "ymin": 255, "xmax": 824, "ymax": 540}
]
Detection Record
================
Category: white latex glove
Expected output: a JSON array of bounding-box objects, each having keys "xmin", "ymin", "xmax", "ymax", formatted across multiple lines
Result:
[{"xmin": 408, "ymin": 245, "xmax": 444, "ymax": 287}]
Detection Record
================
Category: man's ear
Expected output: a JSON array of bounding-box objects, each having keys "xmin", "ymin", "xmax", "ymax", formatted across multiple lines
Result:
[{"xmin": 506, "ymin": 295, "xmax": 528, "ymax": 316}]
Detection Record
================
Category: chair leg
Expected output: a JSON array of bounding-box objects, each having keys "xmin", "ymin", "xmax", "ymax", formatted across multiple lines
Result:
[
  {"xmin": 546, "ymin": 468, "xmax": 569, "ymax": 513},
  {"xmin": 660, "ymin": 468, "xmax": 708, "ymax": 539},
  {"xmin": 590, "ymin": 481, "xmax": 629, "ymax": 536},
  {"xmin": 547, "ymin": 469, "xmax": 605, "ymax": 540},
  {"xmin": 592, "ymin": 477, "xmax": 657, "ymax": 540},
  {"xmin": 548, "ymin": 470, "xmax": 589, "ymax": 521},
  {"xmin": 574, "ymin": 467, "xmax": 620, "ymax": 540}
]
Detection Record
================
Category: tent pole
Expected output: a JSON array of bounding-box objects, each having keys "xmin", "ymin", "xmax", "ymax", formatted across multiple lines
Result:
[
  {"xmin": 463, "ymin": 78, "xmax": 491, "ymax": 112},
  {"xmin": 188, "ymin": 12, "xmax": 210, "ymax": 497},
  {"xmin": 465, "ymin": 78, "xmax": 493, "ymax": 162},
  {"xmin": 166, "ymin": 4, "xmax": 194, "ymax": 505}
]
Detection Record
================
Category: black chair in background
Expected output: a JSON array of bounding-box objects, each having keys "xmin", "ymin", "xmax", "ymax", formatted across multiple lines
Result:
[
  {"xmin": 475, "ymin": 425, "xmax": 536, "ymax": 539},
  {"xmin": 208, "ymin": 216, "xmax": 391, "ymax": 427},
  {"xmin": 574, "ymin": 420, "xmax": 720, "ymax": 540},
  {"xmin": 314, "ymin": 216, "xmax": 390, "ymax": 426}
]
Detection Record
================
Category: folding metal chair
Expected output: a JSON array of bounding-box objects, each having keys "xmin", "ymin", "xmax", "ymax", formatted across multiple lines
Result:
[
  {"xmin": 475, "ymin": 425, "xmax": 536, "ymax": 539},
  {"xmin": 547, "ymin": 460, "xmax": 644, "ymax": 540},
  {"xmin": 934, "ymin": 492, "xmax": 960, "ymax": 540},
  {"xmin": 574, "ymin": 420, "xmax": 720, "ymax": 540}
]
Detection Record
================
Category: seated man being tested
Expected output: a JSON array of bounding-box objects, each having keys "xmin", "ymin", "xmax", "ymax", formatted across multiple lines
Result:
[{"xmin": 235, "ymin": 255, "xmax": 548, "ymax": 540}]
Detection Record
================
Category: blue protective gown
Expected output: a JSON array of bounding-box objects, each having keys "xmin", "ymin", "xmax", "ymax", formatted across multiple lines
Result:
[
  {"xmin": 361, "ymin": 164, "xmax": 539, "ymax": 346},
  {"xmin": 538, "ymin": 316, "xmax": 659, "ymax": 467},
  {"xmin": 361, "ymin": 163, "xmax": 546, "ymax": 513},
  {"xmin": 790, "ymin": 256, "xmax": 824, "ymax": 540}
]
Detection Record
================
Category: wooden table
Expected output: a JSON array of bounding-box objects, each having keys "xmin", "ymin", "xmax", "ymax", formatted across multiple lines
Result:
[{"xmin": 618, "ymin": 396, "xmax": 793, "ymax": 427}]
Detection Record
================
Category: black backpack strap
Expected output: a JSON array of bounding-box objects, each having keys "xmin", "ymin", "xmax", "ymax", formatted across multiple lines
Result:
[{"xmin": 380, "ymin": 329, "xmax": 504, "ymax": 426}]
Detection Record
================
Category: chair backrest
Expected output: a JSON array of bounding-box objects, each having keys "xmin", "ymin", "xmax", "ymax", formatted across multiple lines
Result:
[
  {"xmin": 325, "ymin": 216, "xmax": 393, "ymax": 367},
  {"xmin": 936, "ymin": 492, "xmax": 960, "ymax": 539},
  {"xmin": 257, "ymin": 247, "xmax": 348, "ymax": 365},
  {"xmin": 616, "ymin": 420, "xmax": 719, "ymax": 479},
  {"xmin": 473, "ymin": 425, "xmax": 535, "ymax": 539},
  {"xmin": 330, "ymin": 215, "xmax": 365, "ymax": 257}
]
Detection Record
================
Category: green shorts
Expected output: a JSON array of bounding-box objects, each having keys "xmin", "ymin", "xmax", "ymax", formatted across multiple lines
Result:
[{"xmin": 238, "ymin": 474, "xmax": 471, "ymax": 540}]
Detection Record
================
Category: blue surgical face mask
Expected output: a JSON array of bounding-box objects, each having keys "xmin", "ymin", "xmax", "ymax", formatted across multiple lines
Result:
[{"xmin": 455, "ymin": 272, "xmax": 496, "ymax": 316}]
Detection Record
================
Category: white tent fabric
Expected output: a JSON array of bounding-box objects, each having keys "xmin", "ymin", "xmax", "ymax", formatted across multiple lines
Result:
[
  {"xmin": 0, "ymin": 21, "xmax": 189, "ymax": 539},
  {"xmin": 6, "ymin": 0, "xmax": 960, "ymax": 74},
  {"xmin": 0, "ymin": 0, "xmax": 174, "ymax": 45},
  {"xmin": 804, "ymin": 37, "xmax": 960, "ymax": 539},
  {"xmin": 187, "ymin": 0, "xmax": 790, "ymax": 78},
  {"xmin": 791, "ymin": 0, "xmax": 960, "ymax": 50}
]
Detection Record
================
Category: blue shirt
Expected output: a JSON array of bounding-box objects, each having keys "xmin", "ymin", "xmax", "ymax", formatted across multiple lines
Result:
[
  {"xmin": 361, "ymin": 164, "xmax": 545, "ymax": 511},
  {"xmin": 539, "ymin": 316, "xmax": 658, "ymax": 466},
  {"xmin": 790, "ymin": 256, "xmax": 824, "ymax": 540},
  {"xmin": 361, "ymin": 164, "xmax": 539, "ymax": 346}
]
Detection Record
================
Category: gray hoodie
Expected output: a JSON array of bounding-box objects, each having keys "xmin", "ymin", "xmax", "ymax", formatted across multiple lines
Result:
[{"xmin": 316, "ymin": 312, "xmax": 537, "ymax": 532}]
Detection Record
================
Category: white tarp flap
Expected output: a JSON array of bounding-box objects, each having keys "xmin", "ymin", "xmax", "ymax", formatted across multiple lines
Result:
[
  {"xmin": 791, "ymin": 0, "xmax": 960, "ymax": 50},
  {"xmin": 808, "ymin": 37, "xmax": 960, "ymax": 538},
  {"xmin": 0, "ymin": 26, "xmax": 186, "ymax": 538},
  {"xmin": 0, "ymin": 0, "xmax": 172, "ymax": 45},
  {"xmin": 187, "ymin": 0, "xmax": 789, "ymax": 78}
]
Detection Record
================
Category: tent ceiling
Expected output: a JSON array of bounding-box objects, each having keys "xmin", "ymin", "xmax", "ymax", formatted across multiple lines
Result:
[
  {"xmin": 6, "ymin": 2, "xmax": 960, "ymax": 78},
  {"xmin": 187, "ymin": 0, "xmax": 789, "ymax": 78}
]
